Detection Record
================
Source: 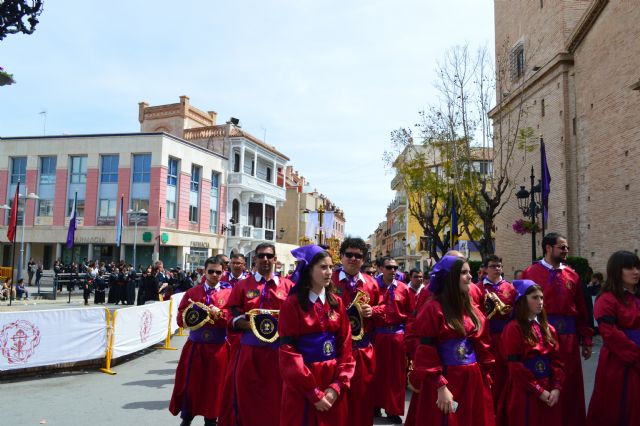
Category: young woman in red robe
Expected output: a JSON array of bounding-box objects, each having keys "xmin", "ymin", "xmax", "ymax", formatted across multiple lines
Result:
[
  {"xmin": 169, "ymin": 257, "xmax": 231, "ymax": 426},
  {"xmin": 278, "ymin": 245, "xmax": 355, "ymax": 426},
  {"xmin": 498, "ymin": 280, "xmax": 564, "ymax": 426},
  {"xmin": 587, "ymin": 250, "xmax": 640, "ymax": 426},
  {"xmin": 408, "ymin": 255, "xmax": 495, "ymax": 426}
]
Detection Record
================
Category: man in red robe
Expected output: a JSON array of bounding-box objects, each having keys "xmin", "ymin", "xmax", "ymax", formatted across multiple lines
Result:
[
  {"xmin": 226, "ymin": 243, "xmax": 294, "ymax": 426},
  {"xmin": 474, "ymin": 254, "xmax": 516, "ymax": 407},
  {"xmin": 169, "ymin": 257, "xmax": 232, "ymax": 426},
  {"xmin": 331, "ymin": 237, "xmax": 384, "ymax": 426},
  {"xmin": 372, "ymin": 256, "xmax": 414, "ymax": 424},
  {"xmin": 521, "ymin": 233, "xmax": 593, "ymax": 426}
]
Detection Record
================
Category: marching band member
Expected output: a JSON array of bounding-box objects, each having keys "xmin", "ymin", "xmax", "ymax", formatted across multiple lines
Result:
[
  {"xmin": 498, "ymin": 280, "xmax": 564, "ymax": 426},
  {"xmin": 587, "ymin": 251, "xmax": 640, "ymax": 425},
  {"xmin": 227, "ymin": 243, "xmax": 294, "ymax": 426},
  {"xmin": 475, "ymin": 254, "xmax": 515, "ymax": 406},
  {"xmin": 521, "ymin": 233, "xmax": 593, "ymax": 425},
  {"xmin": 278, "ymin": 245, "xmax": 355, "ymax": 425},
  {"xmin": 331, "ymin": 237, "xmax": 384, "ymax": 426},
  {"xmin": 372, "ymin": 256, "xmax": 414, "ymax": 424},
  {"xmin": 408, "ymin": 255, "xmax": 495, "ymax": 426},
  {"xmin": 169, "ymin": 257, "xmax": 232, "ymax": 426}
]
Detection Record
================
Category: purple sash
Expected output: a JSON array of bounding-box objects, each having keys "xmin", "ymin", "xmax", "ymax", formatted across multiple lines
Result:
[
  {"xmin": 546, "ymin": 315, "xmax": 576, "ymax": 335},
  {"xmin": 240, "ymin": 331, "xmax": 280, "ymax": 349},
  {"xmin": 375, "ymin": 324, "xmax": 405, "ymax": 335},
  {"xmin": 438, "ymin": 338, "xmax": 477, "ymax": 366},
  {"xmin": 489, "ymin": 319, "xmax": 508, "ymax": 334},
  {"xmin": 189, "ymin": 327, "xmax": 227, "ymax": 344},
  {"xmin": 523, "ymin": 355, "xmax": 551, "ymax": 378},
  {"xmin": 352, "ymin": 332, "xmax": 372, "ymax": 350},
  {"xmin": 623, "ymin": 329, "xmax": 640, "ymax": 347},
  {"xmin": 296, "ymin": 332, "xmax": 337, "ymax": 364}
]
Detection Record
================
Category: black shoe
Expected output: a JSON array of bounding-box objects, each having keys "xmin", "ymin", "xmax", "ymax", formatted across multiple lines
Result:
[
  {"xmin": 204, "ymin": 419, "xmax": 217, "ymax": 426},
  {"xmin": 179, "ymin": 419, "xmax": 192, "ymax": 426},
  {"xmin": 387, "ymin": 415, "xmax": 403, "ymax": 424},
  {"xmin": 374, "ymin": 408, "xmax": 382, "ymax": 417}
]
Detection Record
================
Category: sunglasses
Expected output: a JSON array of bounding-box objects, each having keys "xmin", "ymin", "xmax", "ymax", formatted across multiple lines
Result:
[
  {"xmin": 256, "ymin": 253, "xmax": 275, "ymax": 259},
  {"xmin": 384, "ymin": 265, "xmax": 399, "ymax": 271},
  {"xmin": 554, "ymin": 245, "xmax": 570, "ymax": 251},
  {"xmin": 364, "ymin": 271, "xmax": 375, "ymax": 275},
  {"xmin": 343, "ymin": 252, "xmax": 364, "ymax": 260},
  {"xmin": 207, "ymin": 270, "xmax": 223, "ymax": 275}
]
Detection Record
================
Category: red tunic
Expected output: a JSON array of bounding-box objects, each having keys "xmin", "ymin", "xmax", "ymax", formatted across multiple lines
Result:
[
  {"xmin": 226, "ymin": 273, "xmax": 294, "ymax": 426},
  {"xmin": 498, "ymin": 320, "xmax": 564, "ymax": 426},
  {"xmin": 169, "ymin": 283, "xmax": 231, "ymax": 419},
  {"xmin": 372, "ymin": 278, "xmax": 415, "ymax": 416},
  {"xmin": 408, "ymin": 299, "xmax": 495, "ymax": 426},
  {"xmin": 331, "ymin": 270, "xmax": 384, "ymax": 426},
  {"xmin": 278, "ymin": 293, "xmax": 355, "ymax": 426},
  {"xmin": 587, "ymin": 291, "xmax": 640, "ymax": 426},
  {"xmin": 474, "ymin": 278, "xmax": 516, "ymax": 407},
  {"xmin": 522, "ymin": 262, "xmax": 593, "ymax": 425}
]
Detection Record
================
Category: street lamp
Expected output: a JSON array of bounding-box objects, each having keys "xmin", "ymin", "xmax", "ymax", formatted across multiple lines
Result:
[
  {"xmin": 127, "ymin": 208, "xmax": 147, "ymax": 272},
  {"xmin": 18, "ymin": 190, "xmax": 39, "ymax": 281},
  {"xmin": 515, "ymin": 166, "xmax": 542, "ymax": 262}
]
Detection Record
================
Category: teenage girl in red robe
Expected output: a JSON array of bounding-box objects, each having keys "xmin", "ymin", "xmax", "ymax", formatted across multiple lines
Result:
[
  {"xmin": 408, "ymin": 255, "xmax": 495, "ymax": 426},
  {"xmin": 169, "ymin": 257, "xmax": 231, "ymax": 426},
  {"xmin": 498, "ymin": 280, "xmax": 564, "ymax": 426},
  {"xmin": 278, "ymin": 245, "xmax": 355, "ymax": 426},
  {"xmin": 587, "ymin": 250, "xmax": 640, "ymax": 426}
]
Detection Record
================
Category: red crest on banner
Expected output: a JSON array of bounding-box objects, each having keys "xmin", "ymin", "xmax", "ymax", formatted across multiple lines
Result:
[
  {"xmin": 0, "ymin": 320, "xmax": 41, "ymax": 364},
  {"xmin": 139, "ymin": 310, "xmax": 152, "ymax": 343}
]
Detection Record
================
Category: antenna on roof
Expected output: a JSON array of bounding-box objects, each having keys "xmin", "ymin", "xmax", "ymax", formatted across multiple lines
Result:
[{"xmin": 39, "ymin": 109, "xmax": 47, "ymax": 135}]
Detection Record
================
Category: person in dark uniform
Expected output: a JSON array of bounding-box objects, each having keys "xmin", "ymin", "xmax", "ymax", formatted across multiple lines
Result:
[{"xmin": 94, "ymin": 271, "xmax": 106, "ymax": 304}]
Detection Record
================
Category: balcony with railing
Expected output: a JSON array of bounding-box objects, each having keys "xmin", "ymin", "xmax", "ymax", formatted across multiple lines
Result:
[
  {"xmin": 389, "ymin": 195, "xmax": 407, "ymax": 212},
  {"xmin": 227, "ymin": 172, "xmax": 286, "ymax": 202},
  {"xmin": 390, "ymin": 222, "xmax": 406, "ymax": 236},
  {"xmin": 227, "ymin": 223, "xmax": 276, "ymax": 242}
]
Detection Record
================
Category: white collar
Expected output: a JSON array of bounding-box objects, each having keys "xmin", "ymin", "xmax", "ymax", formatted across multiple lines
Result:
[
  {"xmin": 483, "ymin": 276, "xmax": 503, "ymax": 286},
  {"xmin": 308, "ymin": 288, "xmax": 326, "ymax": 304},
  {"xmin": 410, "ymin": 283, "xmax": 423, "ymax": 293},
  {"xmin": 339, "ymin": 269, "xmax": 363, "ymax": 283},
  {"xmin": 540, "ymin": 259, "xmax": 565, "ymax": 270},
  {"xmin": 255, "ymin": 272, "xmax": 280, "ymax": 285}
]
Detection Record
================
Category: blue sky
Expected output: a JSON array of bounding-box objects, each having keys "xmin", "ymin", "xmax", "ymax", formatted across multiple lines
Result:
[{"xmin": 0, "ymin": 0, "xmax": 494, "ymax": 239}]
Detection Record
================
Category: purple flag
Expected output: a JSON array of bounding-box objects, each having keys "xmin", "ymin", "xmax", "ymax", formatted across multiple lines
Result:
[
  {"xmin": 541, "ymin": 140, "xmax": 551, "ymax": 223},
  {"xmin": 66, "ymin": 194, "xmax": 77, "ymax": 249}
]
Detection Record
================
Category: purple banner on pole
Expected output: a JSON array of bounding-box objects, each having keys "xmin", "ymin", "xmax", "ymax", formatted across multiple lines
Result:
[{"xmin": 541, "ymin": 140, "xmax": 551, "ymax": 223}]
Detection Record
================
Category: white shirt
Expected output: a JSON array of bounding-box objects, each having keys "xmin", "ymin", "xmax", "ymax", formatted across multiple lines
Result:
[
  {"xmin": 540, "ymin": 259, "xmax": 566, "ymax": 271},
  {"xmin": 338, "ymin": 270, "xmax": 364, "ymax": 283}
]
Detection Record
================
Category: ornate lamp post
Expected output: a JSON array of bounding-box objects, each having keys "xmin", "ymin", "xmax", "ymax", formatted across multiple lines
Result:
[{"xmin": 515, "ymin": 166, "xmax": 542, "ymax": 262}]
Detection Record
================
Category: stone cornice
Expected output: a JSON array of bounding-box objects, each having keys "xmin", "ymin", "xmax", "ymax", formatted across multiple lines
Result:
[{"xmin": 566, "ymin": 0, "xmax": 609, "ymax": 54}]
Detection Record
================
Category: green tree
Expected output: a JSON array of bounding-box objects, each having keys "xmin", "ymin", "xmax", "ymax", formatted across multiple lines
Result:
[{"xmin": 0, "ymin": 0, "xmax": 44, "ymax": 41}]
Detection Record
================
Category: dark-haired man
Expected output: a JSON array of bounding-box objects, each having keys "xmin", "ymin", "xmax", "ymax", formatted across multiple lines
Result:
[
  {"xmin": 521, "ymin": 232, "xmax": 593, "ymax": 426},
  {"xmin": 331, "ymin": 237, "xmax": 384, "ymax": 426},
  {"xmin": 474, "ymin": 254, "xmax": 515, "ymax": 407},
  {"xmin": 373, "ymin": 256, "xmax": 414, "ymax": 424},
  {"xmin": 169, "ymin": 257, "xmax": 232, "ymax": 426},
  {"xmin": 226, "ymin": 243, "xmax": 294, "ymax": 426}
]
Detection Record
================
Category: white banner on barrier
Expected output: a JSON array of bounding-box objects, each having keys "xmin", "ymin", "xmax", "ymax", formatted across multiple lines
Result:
[
  {"xmin": 170, "ymin": 292, "xmax": 185, "ymax": 334},
  {"xmin": 0, "ymin": 308, "xmax": 107, "ymax": 371},
  {"xmin": 112, "ymin": 301, "xmax": 170, "ymax": 359}
]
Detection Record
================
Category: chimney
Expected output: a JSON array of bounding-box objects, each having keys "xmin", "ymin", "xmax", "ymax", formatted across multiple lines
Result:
[{"xmin": 138, "ymin": 102, "xmax": 149, "ymax": 124}]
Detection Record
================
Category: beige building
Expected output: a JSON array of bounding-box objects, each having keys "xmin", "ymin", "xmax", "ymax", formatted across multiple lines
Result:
[
  {"xmin": 491, "ymin": 0, "xmax": 640, "ymax": 273},
  {"xmin": 277, "ymin": 167, "xmax": 345, "ymax": 251}
]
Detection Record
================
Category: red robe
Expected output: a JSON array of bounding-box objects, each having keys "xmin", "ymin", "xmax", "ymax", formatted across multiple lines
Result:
[
  {"xmin": 217, "ymin": 272, "xmax": 247, "ymax": 426},
  {"xmin": 331, "ymin": 270, "xmax": 384, "ymax": 426},
  {"xmin": 498, "ymin": 320, "xmax": 564, "ymax": 426},
  {"xmin": 522, "ymin": 262, "xmax": 593, "ymax": 425},
  {"xmin": 169, "ymin": 283, "xmax": 231, "ymax": 419},
  {"xmin": 408, "ymin": 299, "xmax": 495, "ymax": 426},
  {"xmin": 226, "ymin": 273, "xmax": 294, "ymax": 426},
  {"xmin": 587, "ymin": 291, "xmax": 640, "ymax": 426},
  {"xmin": 372, "ymin": 278, "xmax": 415, "ymax": 416},
  {"xmin": 278, "ymin": 293, "xmax": 355, "ymax": 426},
  {"xmin": 474, "ymin": 278, "xmax": 516, "ymax": 407},
  {"xmin": 404, "ymin": 286, "xmax": 433, "ymax": 426}
]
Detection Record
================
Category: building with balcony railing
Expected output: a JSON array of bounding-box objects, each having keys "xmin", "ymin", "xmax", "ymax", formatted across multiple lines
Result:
[{"xmin": 139, "ymin": 96, "xmax": 290, "ymax": 258}]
